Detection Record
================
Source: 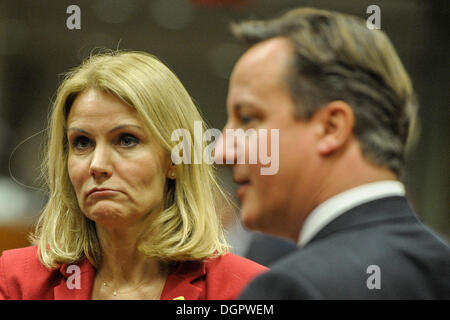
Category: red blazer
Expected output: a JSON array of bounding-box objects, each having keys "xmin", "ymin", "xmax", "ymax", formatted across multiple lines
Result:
[{"xmin": 0, "ymin": 246, "xmax": 267, "ymax": 300}]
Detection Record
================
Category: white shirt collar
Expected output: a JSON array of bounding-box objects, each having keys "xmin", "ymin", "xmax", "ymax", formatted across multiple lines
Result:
[{"xmin": 297, "ymin": 180, "xmax": 406, "ymax": 247}]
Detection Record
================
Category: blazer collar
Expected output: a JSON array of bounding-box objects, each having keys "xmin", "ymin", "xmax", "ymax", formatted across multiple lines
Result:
[
  {"xmin": 160, "ymin": 260, "xmax": 207, "ymax": 300},
  {"xmin": 54, "ymin": 258, "xmax": 95, "ymax": 300},
  {"xmin": 54, "ymin": 258, "xmax": 207, "ymax": 300}
]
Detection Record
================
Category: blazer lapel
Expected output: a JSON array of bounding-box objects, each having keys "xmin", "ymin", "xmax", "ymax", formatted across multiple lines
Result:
[
  {"xmin": 160, "ymin": 261, "xmax": 206, "ymax": 300},
  {"xmin": 54, "ymin": 258, "xmax": 95, "ymax": 300},
  {"xmin": 53, "ymin": 258, "xmax": 207, "ymax": 300}
]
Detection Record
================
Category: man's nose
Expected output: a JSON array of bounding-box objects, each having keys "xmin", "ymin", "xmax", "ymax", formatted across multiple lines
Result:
[
  {"xmin": 213, "ymin": 129, "xmax": 237, "ymax": 165},
  {"xmin": 89, "ymin": 144, "xmax": 113, "ymax": 179}
]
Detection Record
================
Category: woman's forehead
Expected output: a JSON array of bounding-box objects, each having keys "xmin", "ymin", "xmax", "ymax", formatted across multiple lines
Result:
[{"xmin": 67, "ymin": 89, "xmax": 142, "ymax": 126}]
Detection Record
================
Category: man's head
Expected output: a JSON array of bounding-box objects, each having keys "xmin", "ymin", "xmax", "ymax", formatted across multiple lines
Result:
[{"xmin": 214, "ymin": 8, "xmax": 417, "ymax": 240}]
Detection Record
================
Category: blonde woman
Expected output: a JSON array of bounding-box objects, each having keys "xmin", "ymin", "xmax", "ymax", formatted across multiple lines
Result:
[{"xmin": 0, "ymin": 51, "xmax": 267, "ymax": 300}]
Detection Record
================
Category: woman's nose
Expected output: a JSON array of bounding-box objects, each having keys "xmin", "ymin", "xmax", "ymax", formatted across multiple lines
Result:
[{"xmin": 89, "ymin": 145, "xmax": 113, "ymax": 179}]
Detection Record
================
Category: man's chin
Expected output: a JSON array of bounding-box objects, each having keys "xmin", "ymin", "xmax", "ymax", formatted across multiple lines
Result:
[
  {"xmin": 240, "ymin": 206, "xmax": 269, "ymax": 232},
  {"xmin": 240, "ymin": 206, "xmax": 291, "ymax": 239}
]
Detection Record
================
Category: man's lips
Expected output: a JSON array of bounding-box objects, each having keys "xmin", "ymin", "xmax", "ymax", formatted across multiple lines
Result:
[
  {"xmin": 233, "ymin": 170, "xmax": 250, "ymax": 199},
  {"xmin": 235, "ymin": 180, "xmax": 250, "ymax": 199}
]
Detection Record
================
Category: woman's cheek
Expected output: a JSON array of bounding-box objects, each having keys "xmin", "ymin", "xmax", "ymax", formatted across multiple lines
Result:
[{"xmin": 68, "ymin": 157, "xmax": 85, "ymax": 197}]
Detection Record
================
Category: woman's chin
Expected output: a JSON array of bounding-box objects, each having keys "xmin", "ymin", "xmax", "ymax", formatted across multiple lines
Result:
[{"xmin": 84, "ymin": 204, "xmax": 126, "ymax": 226}]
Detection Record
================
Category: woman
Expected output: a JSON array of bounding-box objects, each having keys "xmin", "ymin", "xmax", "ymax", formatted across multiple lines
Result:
[{"xmin": 0, "ymin": 51, "xmax": 267, "ymax": 300}]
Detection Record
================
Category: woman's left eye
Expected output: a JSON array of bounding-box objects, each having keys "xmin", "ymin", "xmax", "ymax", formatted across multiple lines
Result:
[{"xmin": 118, "ymin": 134, "xmax": 139, "ymax": 147}]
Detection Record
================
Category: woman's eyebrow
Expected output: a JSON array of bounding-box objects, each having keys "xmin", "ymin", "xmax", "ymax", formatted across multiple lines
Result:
[
  {"xmin": 67, "ymin": 124, "xmax": 143, "ymax": 134},
  {"xmin": 108, "ymin": 124, "xmax": 143, "ymax": 133},
  {"xmin": 67, "ymin": 127, "xmax": 89, "ymax": 134}
]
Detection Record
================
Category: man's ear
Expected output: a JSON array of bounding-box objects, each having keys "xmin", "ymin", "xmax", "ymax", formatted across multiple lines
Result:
[{"xmin": 314, "ymin": 100, "xmax": 355, "ymax": 156}]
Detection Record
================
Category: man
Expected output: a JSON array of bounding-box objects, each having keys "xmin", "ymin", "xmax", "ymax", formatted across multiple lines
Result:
[{"xmin": 213, "ymin": 8, "xmax": 449, "ymax": 299}]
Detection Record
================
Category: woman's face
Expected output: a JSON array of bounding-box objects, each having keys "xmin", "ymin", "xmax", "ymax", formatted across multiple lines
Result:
[{"xmin": 67, "ymin": 89, "xmax": 171, "ymax": 228}]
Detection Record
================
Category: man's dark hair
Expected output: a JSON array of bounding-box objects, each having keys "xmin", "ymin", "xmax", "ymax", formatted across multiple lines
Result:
[{"xmin": 231, "ymin": 8, "xmax": 418, "ymax": 177}]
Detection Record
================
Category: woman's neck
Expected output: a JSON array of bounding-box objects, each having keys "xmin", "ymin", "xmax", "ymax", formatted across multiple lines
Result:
[{"xmin": 95, "ymin": 224, "xmax": 167, "ymax": 288}]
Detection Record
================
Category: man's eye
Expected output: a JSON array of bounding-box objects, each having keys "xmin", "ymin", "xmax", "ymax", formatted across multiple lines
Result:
[
  {"xmin": 72, "ymin": 136, "xmax": 92, "ymax": 150},
  {"xmin": 118, "ymin": 133, "xmax": 139, "ymax": 148}
]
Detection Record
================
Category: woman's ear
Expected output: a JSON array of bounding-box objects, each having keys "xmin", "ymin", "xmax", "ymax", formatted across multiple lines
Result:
[{"xmin": 315, "ymin": 101, "xmax": 355, "ymax": 156}]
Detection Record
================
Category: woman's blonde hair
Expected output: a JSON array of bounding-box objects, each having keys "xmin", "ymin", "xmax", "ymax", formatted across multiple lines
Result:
[{"xmin": 32, "ymin": 51, "xmax": 230, "ymax": 268}]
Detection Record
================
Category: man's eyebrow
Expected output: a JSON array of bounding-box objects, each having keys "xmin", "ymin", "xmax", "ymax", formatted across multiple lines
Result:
[
  {"xmin": 233, "ymin": 102, "xmax": 258, "ymax": 114},
  {"xmin": 67, "ymin": 124, "xmax": 143, "ymax": 134},
  {"xmin": 232, "ymin": 103, "xmax": 245, "ymax": 114}
]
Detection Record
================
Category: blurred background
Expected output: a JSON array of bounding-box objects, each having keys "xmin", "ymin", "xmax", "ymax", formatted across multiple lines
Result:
[{"xmin": 0, "ymin": 0, "xmax": 448, "ymax": 263}]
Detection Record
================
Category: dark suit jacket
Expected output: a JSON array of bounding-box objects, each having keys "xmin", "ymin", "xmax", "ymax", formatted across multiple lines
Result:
[
  {"xmin": 239, "ymin": 196, "xmax": 450, "ymax": 299},
  {"xmin": 0, "ymin": 246, "xmax": 267, "ymax": 300},
  {"xmin": 245, "ymin": 233, "xmax": 297, "ymax": 267}
]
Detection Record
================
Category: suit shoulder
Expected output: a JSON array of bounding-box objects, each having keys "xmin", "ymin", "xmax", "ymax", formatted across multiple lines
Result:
[
  {"xmin": 256, "ymin": 225, "xmax": 450, "ymax": 299},
  {"xmin": 204, "ymin": 253, "xmax": 268, "ymax": 299}
]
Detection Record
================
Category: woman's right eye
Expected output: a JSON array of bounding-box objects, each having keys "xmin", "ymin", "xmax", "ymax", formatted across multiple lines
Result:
[{"xmin": 71, "ymin": 136, "xmax": 93, "ymax": 150}]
